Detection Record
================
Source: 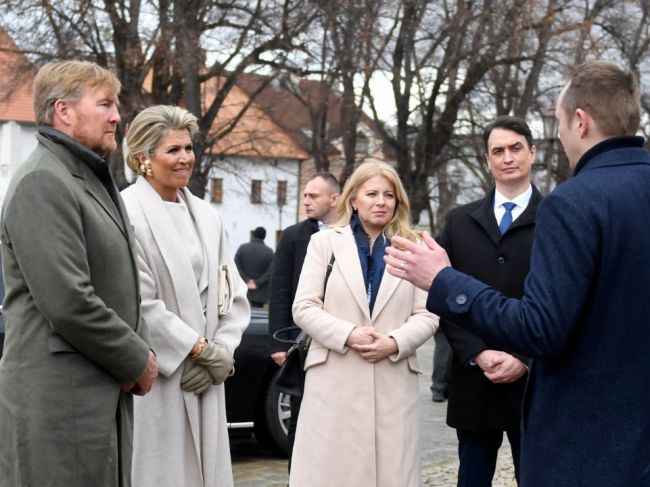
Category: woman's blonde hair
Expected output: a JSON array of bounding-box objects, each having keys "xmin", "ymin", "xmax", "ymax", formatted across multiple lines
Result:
[
  {"xmin": 124, "ymin": 105, "xmax": 199, "ymax": 173},
  {"xmin": 33, "ymin": 60, "xmax": 121, "ymax": 126},
  {"xmin": 337, "ymin": 161, "xmax": 420, "ymax": 242}
]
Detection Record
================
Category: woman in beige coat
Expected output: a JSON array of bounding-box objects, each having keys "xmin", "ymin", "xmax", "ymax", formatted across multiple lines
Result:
[
  {"xmin": 121, "ymin": 105, "xmax": 250, "ymax": 487},
  {"xmin": 290, "ymin": 161, "xmax": 439, "ymax": 487}
]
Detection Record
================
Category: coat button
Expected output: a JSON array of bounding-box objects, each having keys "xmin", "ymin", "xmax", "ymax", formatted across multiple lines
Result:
[
  {"xmin": 497, "ymin": 256, "xmax": 506, "ymax": 264},
  {"xmin": 455, "ymin": 294, "xmax": 467, "ymax": 305}
]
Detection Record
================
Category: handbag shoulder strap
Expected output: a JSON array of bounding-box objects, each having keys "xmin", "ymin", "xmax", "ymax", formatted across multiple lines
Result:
[
  {"xmin": 272, "ymin": 254, "xmax": 335, "ymax": 346},
  {"xmin": 324, "ymin": 254, "xmax": 335, "ymax": 293}
]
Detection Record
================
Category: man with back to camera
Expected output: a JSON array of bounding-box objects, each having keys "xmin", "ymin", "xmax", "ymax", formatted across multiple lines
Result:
[
  {"xmin": 268, "ymin": 172, "xmax": 340, "ymax": 468},
  {"xmin": 386, "ymin": 60, "xmax": 650, "ymax": 486},
  {"xmin": 0, "ymin": 60, "xmax": 158, "ymax": 487},
  {"xmin": 438, "ymin": 116, "xmax": 542, "ymax": 486},
  {"xmin": 234, "ymin": 226, "xmax": 274, "ymax": 307}
]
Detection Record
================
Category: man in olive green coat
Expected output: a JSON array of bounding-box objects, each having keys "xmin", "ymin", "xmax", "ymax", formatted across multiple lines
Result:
[{"xmin": 0, "ymin": 61, "xmax": 158, "ymax": 487}]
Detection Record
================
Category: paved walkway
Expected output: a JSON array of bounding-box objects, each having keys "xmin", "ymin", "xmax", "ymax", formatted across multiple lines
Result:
[{"xmin": 232, "ymin": 336, "xmax": 517, "ymax": 486}]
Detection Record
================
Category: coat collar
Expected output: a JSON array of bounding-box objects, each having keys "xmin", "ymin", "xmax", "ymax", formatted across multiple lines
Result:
[
  {"xmin": 181, "ymin": 184, "xmax": 224, "ymax": 338},
  {"xmin": 36, "ymin": 128, "xmax": 128, "ymax": 238},
  {"xmin": 128, "ymin": 177, "xmax": 207, "ymax": 333},
  {"xmin": 329, "ymin": 225, "xmax": 402, "ymax": 322},
  {"xmin": 574, "ymin": 136, "xmax": 647, "ymax": 176},
  {"xmin": 470, "ymin": 185, "xmax": 543, "ymax": 246}
]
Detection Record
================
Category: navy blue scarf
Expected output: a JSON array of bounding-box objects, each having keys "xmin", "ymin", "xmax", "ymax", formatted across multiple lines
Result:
[{"xmin": 350, "ymin": 214, "xmax": 390, "ymax": 314}]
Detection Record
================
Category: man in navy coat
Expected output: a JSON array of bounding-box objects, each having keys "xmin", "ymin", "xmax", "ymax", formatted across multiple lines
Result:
[{"xmin": 386, "ymin": 60, "xmax": 650, "ymax": 486}]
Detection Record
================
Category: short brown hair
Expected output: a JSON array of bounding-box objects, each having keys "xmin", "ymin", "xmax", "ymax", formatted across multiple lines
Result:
[
  {"xmin": 309, "ymin": 171, "xmax": 340, "ymax": 194},
  {"xmin": 33, "ymin": 61, "xmax": 121, "ymax": 126},
  {"xmin": 562, "ymin": 61, "xmax": 640, "ymax": 137}
]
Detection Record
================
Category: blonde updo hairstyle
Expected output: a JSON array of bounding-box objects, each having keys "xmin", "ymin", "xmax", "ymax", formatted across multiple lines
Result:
[
  {"xmin": 336, "ymin": 161, "xmax": 420, "ymax": 242},
  {"xmin": 125, "ymin": 105, "xmax": 199, "ymax": 175}
]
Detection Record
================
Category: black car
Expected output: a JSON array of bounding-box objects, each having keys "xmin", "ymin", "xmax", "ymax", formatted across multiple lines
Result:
[
  {"xmin": 225, "ymin": 307, "xmax": 290, "ymax": 456},
  {"xmin": 0, "ymin": 304, "xmax": 290, "ymax": 456}
]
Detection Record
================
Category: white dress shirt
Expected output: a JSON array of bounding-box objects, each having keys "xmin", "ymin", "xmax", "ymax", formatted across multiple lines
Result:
[{"xmin": 493, "ymin": 185, "xmax": 533, "ymax": 226}]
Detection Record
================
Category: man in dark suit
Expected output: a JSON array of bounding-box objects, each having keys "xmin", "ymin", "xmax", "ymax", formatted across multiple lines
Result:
[
  {"xmin": 438, "ymin": 116, "xmax": 541, "ymax": 486},
  {"xmin": 234, "ymin": 226, "xmax": 274, "ymax": 307},
  {"xmin": 387, "ymin": 61, "xmax": 650, "ymax": 486},
  {"xmin": 268, "ymin": 172, "xmax": 340, "ymax": 468}
]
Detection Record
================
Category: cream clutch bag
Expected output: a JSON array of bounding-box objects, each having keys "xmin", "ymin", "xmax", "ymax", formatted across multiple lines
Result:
[{"xmin": 218, "ymin": 264, "xmax": 235, "ymax": 316}]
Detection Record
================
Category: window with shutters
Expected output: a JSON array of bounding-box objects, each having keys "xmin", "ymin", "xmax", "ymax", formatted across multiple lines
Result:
[
  {"xmin": 211, "ymin": 177, "xmax": 223, "ymax": 203},
  {"xmin": 251, "ymin": 180, "xmax": 262, "ymax": 204}
]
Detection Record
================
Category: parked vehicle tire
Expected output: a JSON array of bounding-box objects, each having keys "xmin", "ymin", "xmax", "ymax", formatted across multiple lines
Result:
[{"xmin": 254, "ymin": 368, "xmax": 291, "ymax": 456}]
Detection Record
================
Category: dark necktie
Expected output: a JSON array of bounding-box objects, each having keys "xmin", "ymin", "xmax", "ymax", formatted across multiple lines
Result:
[{"xmin": 499, "ymin": 202, "xmax": 516, "ymax": 235}]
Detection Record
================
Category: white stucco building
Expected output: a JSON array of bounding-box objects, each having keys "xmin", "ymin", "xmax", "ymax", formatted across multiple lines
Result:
[{"xmin": 0, "ymin": 30, "xmax": 392, "ymax": 259}]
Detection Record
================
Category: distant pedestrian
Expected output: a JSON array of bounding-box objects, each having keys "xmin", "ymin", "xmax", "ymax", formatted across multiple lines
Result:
[
  {"xmin": 0, "ymin": 60, "xmax": 158, "ymax": 487},
  {"xmin": 386, "ymin": 60, "xmax": 650, "ymax": 486},
  {"xmin": 235, "ymin": 226, "xmax": 274, "ymax": 307},
  {"xmin": 290, "ymin": 161, "xmax": 438, "ymax": 487},
  {"xmin": 430, "ymin": 328, "xmax": 451, "ymax": 402}
]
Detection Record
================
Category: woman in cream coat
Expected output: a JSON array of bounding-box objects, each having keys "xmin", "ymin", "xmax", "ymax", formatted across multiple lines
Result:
[
  {"xmin": 121, "ymin": 105, "xmax": 250, "ymax": 487},
  {"xmin": 290, "ymin": 162, "xmax": 439, "ymax": 487}
]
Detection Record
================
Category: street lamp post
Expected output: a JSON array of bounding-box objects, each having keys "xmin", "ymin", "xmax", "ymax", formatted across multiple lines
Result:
[
  {"xmin": 449, "ymin": 167, "xmax": 464, "ymax": 204},
  {"xmin": 541, "ymin": 107, "xmax": 558, "ymax": 194}
]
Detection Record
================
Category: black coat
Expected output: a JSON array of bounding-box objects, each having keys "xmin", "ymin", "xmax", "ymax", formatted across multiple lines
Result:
[
  {"xmin": 268, "ymin": 219, "xmax": 319, "ymax": 353},
  {"xmin": 234, "ymin": 238, "xmax": 274, "ymax": 304},
  {"xmin": 439, "ymin": 186, "xmax": 542, "ymax": 432}
]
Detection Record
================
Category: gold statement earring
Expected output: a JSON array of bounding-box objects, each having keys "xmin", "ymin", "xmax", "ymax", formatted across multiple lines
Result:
[{"xmin": 139, "ymin": 159, "xmax": 154, "ymax": 177}]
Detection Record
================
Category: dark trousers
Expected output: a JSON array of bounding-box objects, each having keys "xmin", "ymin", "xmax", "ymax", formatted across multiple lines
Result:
[
  {"xmin": 456, "ymin": 429, "xmax": 521, "ymax": 487},
  {"xmin": 287, "ymin": 394, "xmax": 302, "ymax": 473},
  {"xmin": 431, "ymin": 329, "xmax": 452, "ymax": 395}
]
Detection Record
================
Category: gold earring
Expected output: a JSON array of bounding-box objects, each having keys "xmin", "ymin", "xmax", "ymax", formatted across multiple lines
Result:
[{"xmin": 139, "ymin": 159, "xmax": 154, "ymax": 177}]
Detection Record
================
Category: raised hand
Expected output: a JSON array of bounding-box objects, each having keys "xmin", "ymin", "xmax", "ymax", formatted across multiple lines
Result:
[{"xmin": 385, "ymin": 232, "xmax": 451, "ymax": 291}]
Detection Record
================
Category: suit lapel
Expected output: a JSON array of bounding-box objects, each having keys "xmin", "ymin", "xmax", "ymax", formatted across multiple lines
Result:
[
  {"xmin": 40, "ymin": 135, "xmax": 128, "ymax": 239},
  {"xmin": 508, "ymin": 186, "xmax": 542, "ymax": 232},
  {"xmin": 330, "ymin": 226, "xmax": 371, "ymax": 322},
  {"xmin": 470, "ymin": 186, "xmax": 541, "ymax": 242},
  {"xmin": 470, "ymin": 190, "xmax": 501, "ymax": 246},
  {"xmin": 83, "ymin": 175, "xmax": 128, "ymax": 238}
]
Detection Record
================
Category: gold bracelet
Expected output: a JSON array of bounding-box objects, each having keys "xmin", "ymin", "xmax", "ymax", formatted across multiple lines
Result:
[{"xmin": 190, "ymin": 337, "xmax": 207, "ymax": 359}]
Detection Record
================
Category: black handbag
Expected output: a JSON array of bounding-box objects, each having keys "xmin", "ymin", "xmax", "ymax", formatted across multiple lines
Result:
[
  {"xmin": 273, "ymin": 254, "xmax": 335, "ymax": 397},
  {"xmin": 273, "ymin": 328, "xmax": 310, "ymax": 397}
]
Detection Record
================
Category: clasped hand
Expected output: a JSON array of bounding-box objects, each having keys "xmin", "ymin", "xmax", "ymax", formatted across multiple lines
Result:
[
  {"xmin": 475, "ymin": 350, "xmax": 527, "ymax": 384},
  {"xmin": 122, "ymin": 351, "xmax": 159, "ymax": 396},
  {"xmin": 181, "ymin": 339, "xmax": 235, "ymax": 394},
  {"xmin": 346, "ymin": 327, "xmax": 398, "ymax": 363}
]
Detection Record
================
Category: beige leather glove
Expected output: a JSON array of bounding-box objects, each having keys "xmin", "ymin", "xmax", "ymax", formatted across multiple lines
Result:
[
  {"xmin": 193, "ymin": 339, "xmax": 234, "ymax": 385},
  {"xmin": 180, "ymin": 364, "xmax": 213, "ymax": 394}
]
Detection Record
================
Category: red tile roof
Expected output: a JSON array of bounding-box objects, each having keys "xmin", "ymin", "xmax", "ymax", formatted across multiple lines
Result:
[
  {"xmin": 0, "ymin": 29, "xmax": 36, "ymax": 123},
  {"xmin": 0, "ymin": 29, "xmax": 383, "ymax": 162}
]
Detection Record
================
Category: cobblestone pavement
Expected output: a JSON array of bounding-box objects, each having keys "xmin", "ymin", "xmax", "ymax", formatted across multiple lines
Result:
[{"xmin": 231, "ymin": 337, "xmax": 517, "ymax": 486}]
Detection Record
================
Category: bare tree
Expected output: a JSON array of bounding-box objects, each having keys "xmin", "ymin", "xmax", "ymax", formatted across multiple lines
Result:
[
  {"xmin": 363, "ymin": 0, "xmax": 544, "ymax": 230},
  {"xmin": 1, "ymin": 0, "xmax": 315, "ymax": 194},
  {"xmin": 3, "ymin": 0, "xmax": 650, "ymax": 212}
]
